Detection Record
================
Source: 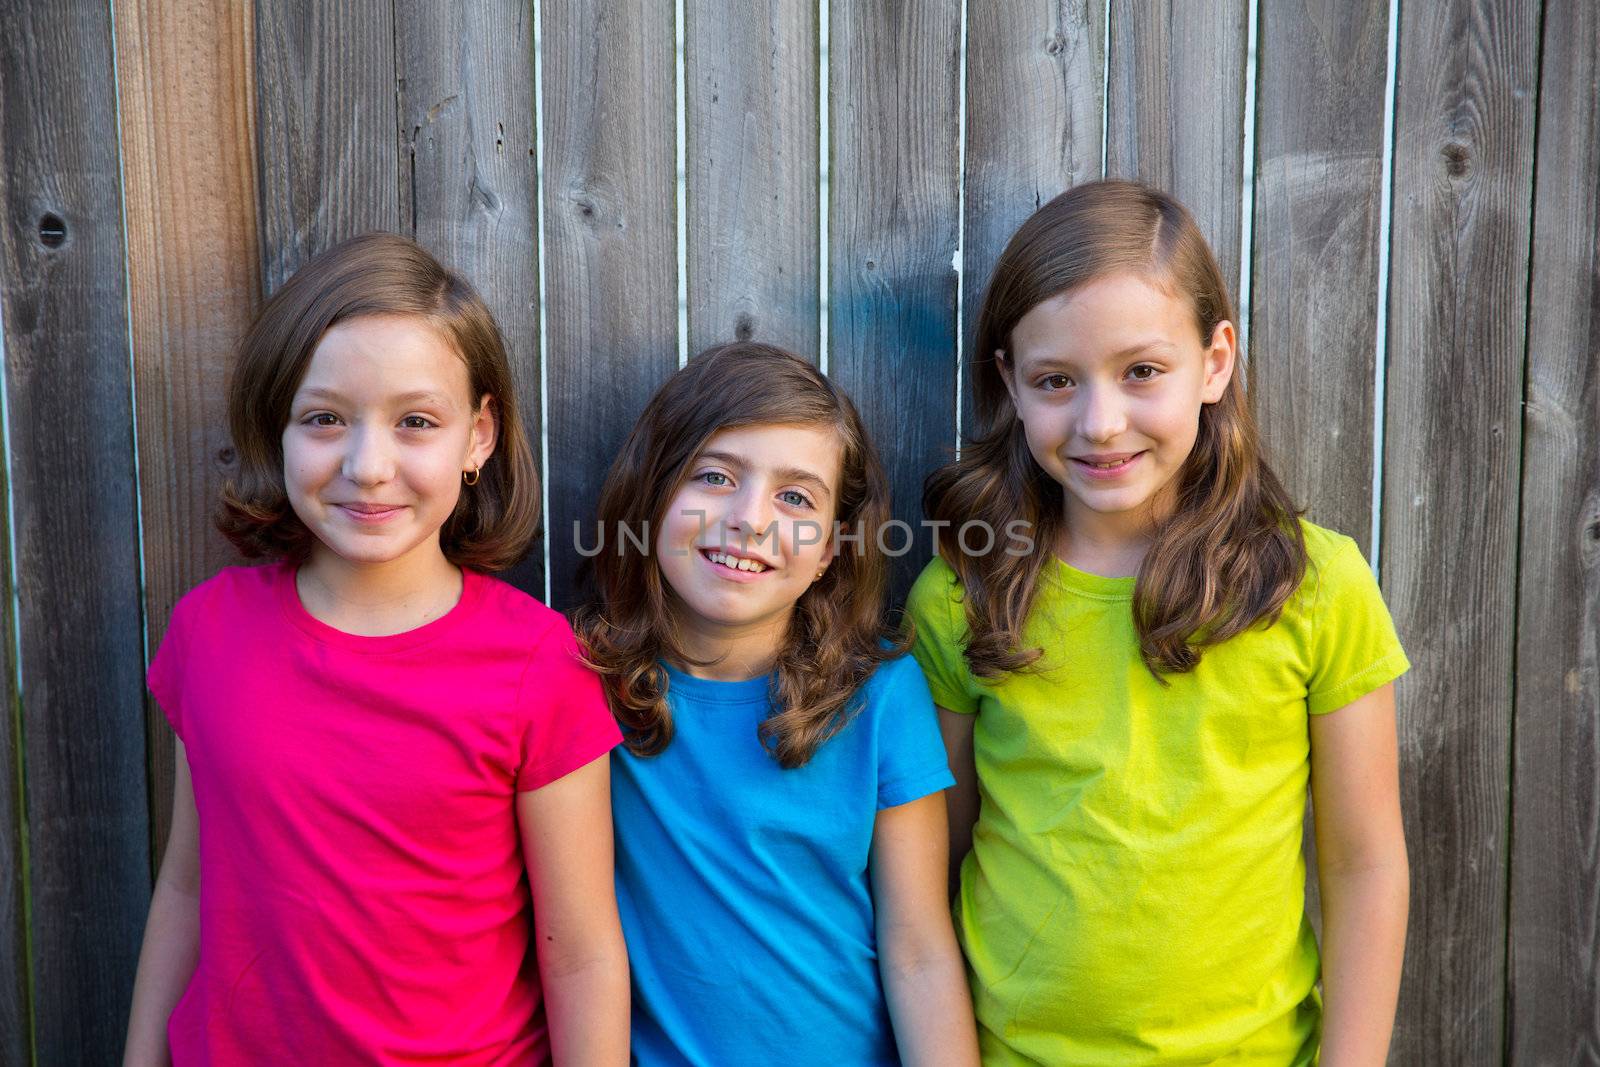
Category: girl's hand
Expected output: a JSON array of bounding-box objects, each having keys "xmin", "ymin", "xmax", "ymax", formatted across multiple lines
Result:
[
  {"xmin": 1310, "ymin": 682, "xmax": 1409, "ymax": 1067},
  {"xmin": 936, "ymin": 707, "xmax": 979, "ymax": 899},
  {"xmin": 872, "ymin": 792, "xmax": 981, "ymax": 1066},
  {"xmin": 518, "ymin": 755, "xmax": 630, "ymax": 1066}
]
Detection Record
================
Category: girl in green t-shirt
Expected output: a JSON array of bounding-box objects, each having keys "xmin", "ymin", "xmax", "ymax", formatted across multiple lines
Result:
[{"xmin": 907, "ymin": 179, "xmax": 1409, "ymax": 1066}]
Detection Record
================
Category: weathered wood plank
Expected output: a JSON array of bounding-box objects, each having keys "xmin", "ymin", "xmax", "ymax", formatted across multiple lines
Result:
[
  {"xmin": 540, "ymin": 0, "xmax": 679, "ymax": 609},
  {"xmin": 1251, "ymin": 0, "xmax": 1389, "ymax": 547},
  {"xmin": 961, "ymin": 0, "xmax": 1104, "ymax": 435},
  {"xmin": 0, "ymin": 381, "xmax": 23, "ymax": 1067},
  {"xmin": 255, "ymin": 0, "xmax": 398, "ymax": 291},
  {"xmin": 828, "ymin": 0, "xmax": 962, "ymax": 602},
  {"xmin": 115, "ymin": 0, "xmax": 261, "ymax": 871},
  {"xmin": 685, "ymin": 0, "xmax": 819, "ymax": 356},
  {"xmin": 1381, "ymin": 0, "xmax": 1539, "ymax": 1060},
  {"xmin": 1106, "ymin": 0, "xmax": 1248, "ymax": 297},
  {"xmin": 1508, "ymin": 0, "xmax": 1600, "ymax": 1059},
  {"xmin": 397, "ymin": 0, "xmax": 545, "ymax": 598},
  {"xmin": 0, "ymin": 1, "xmax": 152, "ymax": 1060}
]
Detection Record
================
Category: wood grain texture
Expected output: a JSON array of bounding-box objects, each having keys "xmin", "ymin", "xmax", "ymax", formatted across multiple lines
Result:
[
  {"xmin": 828, "ymin": 0, "xmax": 962, "ymax": 603},
  {"xmin": 255, "ymin": 0, "xmax": 398, "ymax": 291},
  {"xmin": 961, "ymin": 0, "xmax": 1104, "ymax": 435},
  {"xmin": 1106, "ymin": 0, "xmax": 1248, "ymax": 297},
  {"xmin": 1508, "ymin": 0, "xmax": 1600, "ymax": 1058},
  {"xmin": 397, "ymin": 0, "xmax": 545, "ymax": 598},
  {"xmin": 0, "ymin": 401, "xmax": 23, "ymax": 1067},
  {"xmin": 1250, "ymin": 0, "xmax": 1389, "ymax": 548},
  {"xmin": 0, "ymin": 1, "xmax": 152, "ymax": 1060},
  {"xmin": 685, "ymin": 0, "xmax": 819, "ymax": 356},
  {"xmin": 540, "ymin": 0, "xmax": 679, "ymax": 609},
  {"xmin": 115, "ymin": 0, "xmax": 261, "ymax": 872},
  {"xmin": 1381, "ymin": 0, "xmax": 1539, "ymax": 1060}
]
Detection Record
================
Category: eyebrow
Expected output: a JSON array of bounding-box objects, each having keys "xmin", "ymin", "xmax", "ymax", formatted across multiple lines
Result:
[
  {"xmin": 1021, "ymin": 340, "xmax": 1176, "ymax": 371},
  {"xmin": 295, "ymin": 387, "xmax": 455, "ymax": 408},
  {"xmin": 697, "ymin": 450, "xmax": 835, "ymax": 500}
]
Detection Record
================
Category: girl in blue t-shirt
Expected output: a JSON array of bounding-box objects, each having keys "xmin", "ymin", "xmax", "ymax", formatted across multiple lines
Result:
[{"xmin": 574, "ymin": 342, "xmax": 980, "ymax": 1066}]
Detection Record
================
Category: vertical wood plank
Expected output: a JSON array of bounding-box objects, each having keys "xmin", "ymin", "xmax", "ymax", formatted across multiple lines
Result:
[
  {"xmin": 1381, "ymin": 0, "xmax": 1538, "ymax": 1060},
  {"xmin": 1508, "ymin": 0, "xmax": 1600, "ymax": 1058},
  {"xmin": 115, "ymin": 0, "xmax": 261, "ymax": 870},
  {"xmin": 1250, "ymin": 0, "xmax": 1390, "ymax": 547},
  {"xmin": 828, "ymin": 0, "xmax": 962, "ymax": 602},
  {"xmin": 1106, "ymin": 0, "xmax": 1248, "ymax": 297},
  {"xmin": 685, "ymin": 0, "xmax": 819, "ymax": 356},
  {"xmin": 254, "ymin": 0, "xmax": 398, "ymax": 291},
  {"xmin": 0, "ymin": 408, "xmax": 24, "ymax": 1067},
  {"xmin": 396, "ymin": 0, "xmax": 545, "ymax": 598},
  {"xmin": 962, "ymin": 0, "xmax": 1104, "ymax": 431},
  {"xmin": 0, "ymin": 1, "xmax": 152, "ymax": 1060},
  {"xmin": 541, "ymin": 0, "xmax": 679, "ymax": 608}
]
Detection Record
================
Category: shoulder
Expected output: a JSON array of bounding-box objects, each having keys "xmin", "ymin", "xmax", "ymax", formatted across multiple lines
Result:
[
  {"xmin": 464, "ymin": 572, "xmax": 573, "ymax": 648},
  {"xmin": 171, "ymin": 561, "xmax": 286, "ymax": 623},
  {"xmin": 905, "ymin": 556, "xmax": 966, "ymax": 637},
  {"xmin": 862, "ymin": 649, "xmax": 935, "ymax": 701},
  {"xmin": 1295, "ymin": 519, "xmax": 1376, "ymax": 601}
]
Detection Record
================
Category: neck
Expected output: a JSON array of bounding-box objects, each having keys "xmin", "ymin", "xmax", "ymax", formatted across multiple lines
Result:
[
  {"xmin": 296, "ymin": 541, "xmax": 463, "ymax": 636},
  {"xmin": 1060, "ymin": 489, "xmax": 1174, "ymax": 578},
  {"xmin": 670, "ymin": 609, "xmax": 791, "ymax": 682}
]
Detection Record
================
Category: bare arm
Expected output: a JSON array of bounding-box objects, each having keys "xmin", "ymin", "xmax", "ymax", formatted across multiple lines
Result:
[
  {"xmin": 872, "ymin": 792, "xmax": 980, "ymax": 1067},
  {"xmin": 124, "ymin": 740, "xmax": 201, "ymax": 1067},
  {"xmin": 1309, "ymin": 683, "xmax": 1409, "ymax": 1067},
  {"xmin": 518, "ymin": 754, "xmax": 630, "ymax": 1066},
  {"xmin": 936, "ymin": 708, "xmax": 978, "ymax": 899}
]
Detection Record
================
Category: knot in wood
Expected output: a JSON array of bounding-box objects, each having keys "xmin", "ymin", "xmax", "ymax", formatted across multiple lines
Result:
[
  {"xmin": 1441, "ymin": 142, "xmax": 1471, "ymax": 178},
  {"xmin": 38, "ymin": 213, "xmax": 66, "ymax": 249}
]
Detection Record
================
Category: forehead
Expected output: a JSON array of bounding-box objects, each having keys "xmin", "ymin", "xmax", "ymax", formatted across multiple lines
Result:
[
  {"xmin": 697, "ymin": 422, "xmax": 842, "ymax": 483},
  {"xmin": 298, "ymin": 314, "xmax": 470, "ymax": 399},
  {"xmin": 1010, "ymin": 272, "xmax": 1198, "ymax": 368}
]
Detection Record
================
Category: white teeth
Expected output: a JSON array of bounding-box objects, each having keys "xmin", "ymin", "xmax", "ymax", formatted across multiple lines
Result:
[{"xmin": 706, "ymin": 551, "xmax": 767, "ymax": 572}]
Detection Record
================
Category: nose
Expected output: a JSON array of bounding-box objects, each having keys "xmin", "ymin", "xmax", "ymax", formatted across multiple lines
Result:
[
  {"xmin": 1075, "ymin": 384, "xmax": 1127, "ymax": 445},
  {"xmin": 341, "ymin": 426, "xmax": 397, "ymax": 487},
  {"xmin": 724, "ymin": 484, "xmax": 776, "ymax": 545}
]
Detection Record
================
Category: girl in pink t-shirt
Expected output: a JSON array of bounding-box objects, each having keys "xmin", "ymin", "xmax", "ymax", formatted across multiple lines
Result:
[{"xmin": 124, "ymin": 234, "xmax": 629, "ymax": 1066}]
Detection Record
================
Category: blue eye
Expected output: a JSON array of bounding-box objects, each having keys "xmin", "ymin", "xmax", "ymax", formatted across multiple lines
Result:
[
  {"xmin": 699, "ymin": 471, "xmax": 730, "ymax": 487},
  {"xmin": 779, "ymin": 489, "xmax": 812, "ymax": 509}
]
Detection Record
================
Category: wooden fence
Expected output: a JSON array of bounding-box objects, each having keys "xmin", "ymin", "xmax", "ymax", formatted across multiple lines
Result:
[{"xmin": 0, "ymin": 0, "xmax": 1592, "ymax": 1063}]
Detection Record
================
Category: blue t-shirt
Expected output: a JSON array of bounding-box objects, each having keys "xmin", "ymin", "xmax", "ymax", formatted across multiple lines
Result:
[{"xmin": 612, "ymin": 654, "xmax": 955, "ymax": 1066}]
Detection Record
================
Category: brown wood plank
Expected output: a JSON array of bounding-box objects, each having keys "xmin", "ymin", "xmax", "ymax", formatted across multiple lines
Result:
[
  {"xmin": 961, "ymin": 0, "xmax": 1105, "ymax": 438},
  {"xmin": 685, "ymin": 0, "xmax": 819, "ymax": 356},
  {"xmin": 1250, "ymin": 0, "xmax": 1390, "ymax": 548},
  {"xmin": 828, "ymin": 0, "xmax": 962, "ymax": 603},
  {"xmin": 0, "ymin": 1, "xmax": 152, "ymax": 1060},
  {"xmin": 254, "ymin": 0, "xmax": 398, "ymax": 291},
  {"xmin": 1106, "ymin": 0, "xmax": 1248, "ymax": 297},
  {"xmin": 540, "ymin": 0, "xmax": 679, "ymax": 609},
  {"xmin": 1381, "ymin": 0, "xmax": 1539, "ymax": 1060},
  {"xmin": 1508, "ymin": 0, "xmax": 1600, "ymax": 1058},
  {"xmin": 396, "ymin": 0, "xmax": 545, "ymax": 598},
  {"xmin": 0, "ymin": 404, "xmax": 24, "ymax": 1067},
  {"xmin": 115, "ymin": 0, "xmax": 261, "ymax": 872}
]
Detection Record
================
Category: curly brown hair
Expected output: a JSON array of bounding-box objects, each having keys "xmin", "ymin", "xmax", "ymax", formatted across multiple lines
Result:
[
  {"xmin": 216, "ymin": 233, "xmax": 540, "ymax": 571},
  {"xmin": 927, "ymin": 179, "xmax": 1307, "ymax": 678},
  {"xmin": 572, "ymin": 342, "xmax": 904, "ymax": 769}
]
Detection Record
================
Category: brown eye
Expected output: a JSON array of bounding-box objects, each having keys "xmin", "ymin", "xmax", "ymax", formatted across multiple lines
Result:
[
  {"xmin": 1127, "ymin": 364, "xmax": 1159, "ymax": 382},
  {"xmin": 1039, "ymin": 373, "xmax": 1072, "ymax": 391}
]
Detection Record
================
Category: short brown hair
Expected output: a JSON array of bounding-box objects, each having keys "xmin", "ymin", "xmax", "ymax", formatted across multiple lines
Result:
[
  {"xmin": 573, "ymin": 342, "xmax": 904, "ymax": 769},
  {"xmin": 217, "ymin": 233, "xmax": 540, "ymax": 570}
]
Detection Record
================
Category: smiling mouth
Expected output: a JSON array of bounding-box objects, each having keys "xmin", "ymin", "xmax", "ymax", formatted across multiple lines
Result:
[
  {"xmin": 701, "ymin": 549, "xmax": 771, "ymax": 573},
  {"xmin": 1071, "ymin": 453, "xmax": 1144, "ymax": 473}
]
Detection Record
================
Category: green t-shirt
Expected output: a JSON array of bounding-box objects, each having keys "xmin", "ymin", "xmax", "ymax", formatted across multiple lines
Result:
[{"xmin": 906, "ymin": 520, "xmax": 1409, "ymax": 1066}]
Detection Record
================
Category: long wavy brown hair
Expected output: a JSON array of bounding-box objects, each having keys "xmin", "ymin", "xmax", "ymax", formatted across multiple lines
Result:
[
  {"xmin": 927, "ymin": 179, "xmax": 1306, "ymax": 677},
  {"xmin": 572, "ymin": 342, "xmax": 904, "ymax": 768}
]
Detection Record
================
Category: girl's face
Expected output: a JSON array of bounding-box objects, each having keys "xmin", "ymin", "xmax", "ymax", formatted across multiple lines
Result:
[
  {"xmin": 654, "ymin": 422, "xmax": 842, "ymax": 656},
  {"xmin": 999, "ymin": 271, "xmax": 1235, "ymax": 543},
  {"xmin": 283, "ymin": 314, "xmax": 496, "ymax": 574}
]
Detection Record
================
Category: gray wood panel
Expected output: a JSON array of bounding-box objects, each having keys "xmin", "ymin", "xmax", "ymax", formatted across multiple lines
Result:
[
  {"xmin": 828, "ymin": 0, "xmax": 962, "ymax": 603},
  {"xmin": 685, "ymin": 0, "xmax": 819, "ymax": 357},
  {"xmin": 397, "ymin": 0, "xmax": 545, "ymax": 597},
  {"xmin": 1106, "ymin": 0, "xmax": 1248, "ymax": 298},
  {"xmin": 1508, "ymin": 0, "xmax": 1600, "ymax": 1058},
  {"xmin": 961, "ymin": 0, "xmax": 1105, "ymax": 437},
  {"xmin": 1381, "ymin": 0, "xmax": 1539, "ymax": 1060},
  {"xmin": 540, "ymin": 0, "xmax": 680, "ymax": 609},
  {"xmin": 0, "ymin": 0, "xmax": 153, "ymax": 1059},
  {"xmin": 255, "ymin": 0, "xmax": 399, "ymax": 291}
]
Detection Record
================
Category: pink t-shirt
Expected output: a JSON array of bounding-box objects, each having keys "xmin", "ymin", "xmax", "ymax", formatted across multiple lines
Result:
[{"xmin": 148, "ymin": 562, "xmax": 621, "ymax": 1065}]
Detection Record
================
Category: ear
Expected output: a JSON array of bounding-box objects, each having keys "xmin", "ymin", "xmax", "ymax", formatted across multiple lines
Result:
[
  {"xmin": 994, "ymin": 349, "xmax": 1020, "ymax": 407},
  {"xmin": 812, "ymin": 524, "xmax": 842, "ymax": 582},
  {"xmin": 1200, "ymin": 321, "xmax": 1237, "ymax": 404},
  {"xmin": 467, "ymin": 393, "xmax": 499, "ymax": 470}
]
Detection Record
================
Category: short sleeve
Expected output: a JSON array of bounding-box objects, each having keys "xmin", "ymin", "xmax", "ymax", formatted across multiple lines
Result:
[
  {"xmin": 871, "ymin": 656, "xmax": 956, "ymax": 810},
  {"xmin": 515, "ymin": 618, "xmax": 624, "ymax": 791},
  {"xmin": 904, "ymin": 557, "xmax": 981, "ymax": 715},
  {"xmin": 148, "ymin": 586, "xmax": 203, "ymax": 740},
  {"xmin": 1305, "ymin": 536, "xmax": 1411, "ymax": 716}
]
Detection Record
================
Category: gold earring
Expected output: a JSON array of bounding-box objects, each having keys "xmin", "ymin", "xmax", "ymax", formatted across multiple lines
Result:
[
  {"xmin": 463, "ymin": 463, "xmax": 480, "ymax": 486},
  {"xmin": 815, "ymin": 569, "xmax": 826, "ymax": 581}
]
